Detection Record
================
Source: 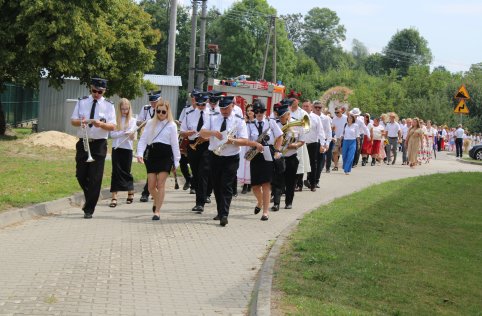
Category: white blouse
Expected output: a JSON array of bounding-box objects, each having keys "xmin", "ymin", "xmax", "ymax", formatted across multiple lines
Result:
[
  {"xmin": 110, "ymin": 117, "xmax": 137, "ymax": 150},
  {"xmin": 137, "ymin": 119, "xmax": 181, "ymax": 168},
  {"xmin": 342, "ymin": 123, "xmax": 360, "ymax": 140}
]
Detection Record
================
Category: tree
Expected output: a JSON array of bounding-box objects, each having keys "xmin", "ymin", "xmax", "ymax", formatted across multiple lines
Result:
[
  {"xmin": 351, "ymin": 39, "xmax": 368, "ymax": 69},
  {"xmin": 0, "ymin": 0, "xmax": 160, "ymax": 98},
  {"xmin": 364, "ymin": 53, "xmax": 385, "ymax": 76},
  {"xmin": 280, "ymin": 13, "xmax": 304, "ymax": 50},
  {"xmin": 382, "ymin": 28, "xmax": 432, "ymax": 77},
  {"xmin": 302, "ymin": 7, "xmax": 346, "ymax": 71}
]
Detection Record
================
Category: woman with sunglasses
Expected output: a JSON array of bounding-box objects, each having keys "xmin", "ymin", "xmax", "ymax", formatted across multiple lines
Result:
[
  {"xmin": 109, "ymin": 98, "xmax": 137, "ymax": 207},
  {"xmin": 247, "ymin": 100, "xmax": 283, "ymax": 220},
  {"xmin": 237, "ymin": 104, "xmax": 255, "ymax": 194},
  {"xmin": 137, "ymin": 100, "xmax": 180, "ymax": 220}
]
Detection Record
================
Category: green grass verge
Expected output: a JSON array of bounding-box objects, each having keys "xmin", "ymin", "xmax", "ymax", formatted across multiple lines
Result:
[
  {"xmin": 0, "ymin": 129, "xmax": 155, "ymax": 212},
  {"xmin": 274, "ymin": 172, "xmax": 482, "ymax": 315}
]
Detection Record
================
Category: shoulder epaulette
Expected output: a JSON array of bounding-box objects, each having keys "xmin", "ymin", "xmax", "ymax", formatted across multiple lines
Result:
[
  {"xmin": 210, "ymin": 112, "xmax": 220, "ymax": 116},
  {"xmin": 276, "ymin": 119, "xmax": 280, "ymax": 123},
  {"xmin": 247, "ymin": 121, "xmax": 255, "ymax": 124},
  {"xmin": 79, "ymin": 96, "xmax": 89, "ymax": 100},
  {"xmin": 105, "ymin": 99, "xmax": 114, "ymax": 104},
  {"xmin": 184, "ymin": 104, "xmax": 191, "ymax": 109},
  {"xmin": 143, "ymin": 105, "xmax": 151, "ymax": 110},
  {"xmin": 235, "ymin": 114, "xmax": 243, "ymax": 119},
  {"xmin": 186, "ymin": 109, "xmax": 195, "ymax": 115}
]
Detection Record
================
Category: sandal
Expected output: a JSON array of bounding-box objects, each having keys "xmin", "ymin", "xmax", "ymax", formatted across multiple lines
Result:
[
  {"xmin": 126, "ymin": 193, "xmax": 134, "ymax": 204},
  {"xmin": 109, "ymin": 199, "xmax": 117, "ymax": 208}
]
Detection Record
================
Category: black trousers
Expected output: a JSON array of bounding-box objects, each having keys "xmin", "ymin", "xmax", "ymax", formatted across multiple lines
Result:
[
  {"xmin": 317, "ymin": 140, "xmax": 334, "ymax": 183},
  {"xmin": 353, "ymin": 134, "xmax": 364, "ymax": 166},
  {"xmin": 75, "ymin": 139, "xmax": 107, "ymax": 214},
  {"xmin": 179, "ymin": 155, "xmax": 191, "ymax": 182},
  {"xmin": 273, "ymin": 155, "xmax": 298, "ymax": 206},
  {"xmin": 306, "ymin": 142, "xmax": 319, "ymax": 187},
  {"xmin": 211, "ymin": 153, "xmax": 239, "ymax": 218},
  {"xmin": 188, "ymin": 141, "xmax": 211, "ymax": 206},
  {"xmin": 455, "ymin": 138, "xmax": 463, "ymax": 157}
]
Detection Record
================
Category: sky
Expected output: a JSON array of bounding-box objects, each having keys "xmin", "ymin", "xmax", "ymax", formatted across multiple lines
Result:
[{"xmin": 178, "ymin": 0, "xmax": 482, "ymax": 73}]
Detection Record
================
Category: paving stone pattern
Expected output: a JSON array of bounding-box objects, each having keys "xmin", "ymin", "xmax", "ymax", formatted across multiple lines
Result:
[{"xmin": 0, "ymin": 153, "xmax": 479, "ymax": 315}]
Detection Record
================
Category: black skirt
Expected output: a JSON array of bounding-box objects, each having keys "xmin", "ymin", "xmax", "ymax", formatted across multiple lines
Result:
[
  {"xmin": 144, "ymin": 142, "xmax": 174, "ymax": 174},
  {"xmin": 110, "ymin": 148, "xmax": 134, "ymax": 192},
  {"xmin": 250, "ymin": 149, "xmax": 274, "ymax": 185}
]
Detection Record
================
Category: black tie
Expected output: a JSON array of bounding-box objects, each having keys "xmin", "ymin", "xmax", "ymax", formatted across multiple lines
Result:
[
  {"xmin": 88, "ymin": 99, "xmax": 97, "ymax": 128},
  {"xmin": 196, "ymin": 111, "xmax": 204, "ymax": 132},
  {"xmin": 220, "ymin": 117, "xmax": 227, "ymax": 132},
  {"xmin": 257, "ymin": 121, "xmax": 263, "ymax": 135}
]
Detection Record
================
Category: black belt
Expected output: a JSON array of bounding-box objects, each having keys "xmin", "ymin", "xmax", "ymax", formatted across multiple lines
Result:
[
  {"xmin": 388, "ymin": 137, "xmax": 398, "ymax": 139},
  {"xmin": 79, "ymin": 138, "xmax": 105, "ymax": 142}
]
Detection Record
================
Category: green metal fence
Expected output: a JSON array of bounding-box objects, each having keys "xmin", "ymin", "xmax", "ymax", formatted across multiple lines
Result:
[{"xmin": 0, "ymin": 83, "xmax": 39, "ymax": 126}]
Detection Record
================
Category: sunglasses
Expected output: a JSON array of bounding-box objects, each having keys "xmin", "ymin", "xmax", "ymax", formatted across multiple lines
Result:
[
  {"xmin": 314, "ymin": 106, "xmax": 322, "ymax": 110},
  {"xmin": 253, "ymin": 110, "xmax": 265, "ymax": 114},
  {"xmin": 92, "ymin": 89, "xmax": 104, "ymax": 95},
  {"xmin": 156, "ymin": 109, "xmax": 167, "ymax": 115}
]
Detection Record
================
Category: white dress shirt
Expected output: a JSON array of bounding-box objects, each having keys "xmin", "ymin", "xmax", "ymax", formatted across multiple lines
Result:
[
  {"xmin": 319, "ymin": 113, "xmax": 333, "ymax": 143},
  {"xmin": 178, "ymin": 104, "xmax": 195, "ymax": 123},
  {"xmin": 385, "ymin": 122, "xmax": 401, "ymax": 138},
  {"xmin": 180, "ymin": 107, "xmax": 209, "ymax": 140},
  {"xmin": 137, "ymin": 105, "xmax": 156, "ymax": 122},
  {"xmin": 304, "ymin": 112, "xmax": 325, "ymax": 145},
  {"xmin": 110, "ymin": 117, "xmax": 137, "ymax": 150},
  {"xmin": 203, "ymin": 112, "xmax": 248, "ymax": 156},
  {"xmin": 342, "ymin": 123, "xmax": 360, "ymax": 140},
  {"xmin": 356, "ymin": 116, "xmax": 369, "ymax": 135},
  {"xmin": 247, "ymin": 117, "xmax": 283, "ymax": 145},
  {"xmin": 137, "ymin": 119, "xmax": 181, "ymax": 168},
  {"xmin": 289, "ymin": 107, "xmax": 308, "ymax": 121},
  {"xmin": 455, "ymin": 127, "xmax": 464, "ymax": 138},
  {"xmin": 71, "ymin": 95, "xmax": 116, "ymax": 139},
  {"xmin": 401, "ymin": 124, "xmax": 409, "ymax": 139}
]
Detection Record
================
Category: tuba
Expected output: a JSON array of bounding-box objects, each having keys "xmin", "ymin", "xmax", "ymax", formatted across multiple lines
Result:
[{"xmin": 280, "ymin": 114, "xmax": 310, "ymax": 154}]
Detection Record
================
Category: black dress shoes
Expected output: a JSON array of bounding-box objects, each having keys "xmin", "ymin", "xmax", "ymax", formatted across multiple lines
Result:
[
  {"xmin": 152, "ymin": 214, "xmax": 160, "ymax": 220},
  {"xmin": 260, "ymin": 215, "xmax": 269, "ymax": 221},
  {"xmin": 140, "ymin": 195, "xmax": 149, "ymax": 202},
  {"xmin": 213, "ymin": 215, "xmax": 220, "ymax": 220},
  {"xmin": 190, "ymin": 188, "xmax": 196, "ymax": 194},
  {"xmin": 205, "ymin": 196, "xmax": 211, "ymax": 204},
  {"xmin": 271, "ymin": 204, "xmax": 279, "ymax": 212},
  {"xmin": 241, "ymin": 184, "xmax": 248, "ymax": 194},
  {"xmin": 285, "ymin": 204, "xmax": 292, "ymax": 209},
  {"xmin": 254, "ymin": 206, "xmax": 261, "ymax": 215},
  {"xmin": 191, "ymin": 205, "xmax": 204, "ymax": 213},
  {"xmin": 303, "ymin": 180, "xmax": 311, "ymax": 189},
  {"xmin": 83, "ymin": 213, "xmax": 92, "ymax": 219},
  {"xmin": 220, "ymin": 216, "xmax": 228, "ymax": 226},
  {"xmin": 183, "ymin": 180, "xmax": 190, "ymax": 191}
]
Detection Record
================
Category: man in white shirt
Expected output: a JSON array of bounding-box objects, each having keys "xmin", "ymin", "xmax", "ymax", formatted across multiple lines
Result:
[
  {"xmin": 313, "ymin": 101, "xmax": 332, "ymax": 186},
  {"xmin": 302, "ymin": 100, "xmax": 325, "ymax": 191},
  {"xmin": 401, "ymin": 118, "xmax": 412, "ymax": 165},
  {"xmin": 71, "ymin": 78, "xmax": 116, "ymax": 219},
  {"xmin": 455, "ymin": 124, "xmax": 464, "ymax": 158},
  {"xmin": 288, "ymin": 95, "xmax": 309, "ymax": 191},
  {"xmin": 384, "ymin": 112, "xmax": 402, "ymax": 165},
  {"xmin": 331, "ymin": 107, "xmax": 347, "ymax": 171}
]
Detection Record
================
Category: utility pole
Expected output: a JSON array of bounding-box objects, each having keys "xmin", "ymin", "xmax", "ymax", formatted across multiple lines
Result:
[
  {"xmin": 272, "ymin": 15, "xmax": 277, "ymax": 83},
  {"xmin": 195, "ymin": 0, "xmax": 208, "ymax": 90},
  {"xmin": 260, "ymin": 16, "xmax": 273, "ymax": 80},
  {"xmin": 166, "ymin": 0, "xmax": 178, "ymax": 76},
  {"xmin": 187, "ymin": 1, "xmax": 199, "ymax": 93}
]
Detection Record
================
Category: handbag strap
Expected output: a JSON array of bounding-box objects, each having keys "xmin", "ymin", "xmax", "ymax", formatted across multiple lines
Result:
[{"xmin": 148, "ymin": 121, "xmax": 169, "ymax": 145}]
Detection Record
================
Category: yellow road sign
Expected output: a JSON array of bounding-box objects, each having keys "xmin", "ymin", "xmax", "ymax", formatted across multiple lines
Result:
[
  {"xmin": 454, "ymin": 99, "xmax": 469, "ymax": 114},
  {"xmin": 455, "ymin": 85, "xmax": 470, "ymax": 100}
]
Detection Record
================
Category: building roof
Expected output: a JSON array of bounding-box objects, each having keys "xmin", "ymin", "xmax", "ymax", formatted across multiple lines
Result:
[{"xmin": 144, "ymin": 74, "xmax": 182, "ymax": 87}]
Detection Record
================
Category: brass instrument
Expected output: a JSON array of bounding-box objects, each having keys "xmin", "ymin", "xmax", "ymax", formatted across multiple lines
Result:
[
  {"xmin": 280, "ymin": 114, "xmax": 310, "ymax": 154},
  {"xmin": 244, "ymin": 127, "xmax": 271, "ymax": 161},
  {"xmin": 189, "ymin": 136, "xmax": 208, "ymax": 150},
  {"xmin": 213, "ymin": 125, "xmax": 238, "ymax": 156},
  {"xmin": 81, "ymin": 120, "xmax": 95, "ymax": 163}
]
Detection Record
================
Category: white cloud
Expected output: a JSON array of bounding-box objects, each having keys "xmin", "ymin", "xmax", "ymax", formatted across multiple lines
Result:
[{"xmin": 329, "ymin": 3, "xmax": 383, "ymax": 16}]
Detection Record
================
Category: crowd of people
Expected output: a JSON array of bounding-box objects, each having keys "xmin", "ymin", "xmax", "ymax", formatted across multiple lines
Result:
[{"xmin": 71, "ymin": 78, "xmax": 479, "ymax": 225}]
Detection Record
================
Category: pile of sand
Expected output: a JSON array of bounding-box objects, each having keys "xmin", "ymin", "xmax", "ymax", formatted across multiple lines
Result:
[{"xmin": 22, "ymin": 131, "xmax": 78, "ymax": 150}]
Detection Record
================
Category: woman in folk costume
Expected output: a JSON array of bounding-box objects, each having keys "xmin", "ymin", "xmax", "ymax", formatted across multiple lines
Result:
[
  {"xmin": 425, "ymin": 120, "xmax": 436, "ymax": 162},
  {"xmin": 137, "ymin": 99, "xmax": 181, "ymax": 220},
  {"xmin": 237, "ymin": 104, "xmax": 255, "ymax": 194},
  {"xmin": 109, "ymin": 98, "xmax": 137, "ymax": 207},
  {"xmin": 287, "ymin": 89, "xmax": 310, "ymax": 192},
  {"xmin": 406, "ymin": 118, "xmax": 424, "ymax": 168},
  {"xmin": 418, "ymin": 120, "xmax": 428, "ymax": 163}
]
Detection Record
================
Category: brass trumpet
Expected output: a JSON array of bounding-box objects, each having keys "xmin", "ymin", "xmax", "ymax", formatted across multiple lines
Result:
[
  {"xmin": 189, "ymin": 137, "xmax": 208, "ymax": 150},
  {"xmin": 280, "ymin": 114, "xmax": 310, "ymax": 154}
]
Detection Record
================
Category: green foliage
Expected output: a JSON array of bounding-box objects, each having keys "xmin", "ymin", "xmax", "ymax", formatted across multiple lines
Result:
[
  {"xmin": 382, "ymin": 28, "xmax": 433, "ymax": 77},
  {"xmin": 275, "ymin": 173, "xmax": 482, "ymax": 315},
  {"xmin": 0, "ymin": 0, "xmax": 160, "ymax": 98}
]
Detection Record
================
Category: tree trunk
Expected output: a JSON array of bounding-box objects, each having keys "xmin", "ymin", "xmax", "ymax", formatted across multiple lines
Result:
[{"xmin": 0, "ymin": 100, "xmax": 6, "ymax": 135}]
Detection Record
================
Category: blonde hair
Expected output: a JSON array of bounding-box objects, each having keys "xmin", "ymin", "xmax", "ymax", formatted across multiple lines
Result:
[{"xmin": 116, "ymin": 98, "xmax": 132, "ymax": 131}]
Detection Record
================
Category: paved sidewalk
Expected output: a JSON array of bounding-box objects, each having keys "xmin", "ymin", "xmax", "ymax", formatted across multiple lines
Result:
[{"xmin": 0, "ymin": 153, "xmax": 480, "ymax": 315}]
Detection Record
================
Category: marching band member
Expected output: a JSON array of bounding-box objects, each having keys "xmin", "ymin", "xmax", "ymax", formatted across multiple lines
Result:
[
  {"xmin": 246, "ymin": 100, "xmax": 283, "ymax": 221},
  {"xmin": 137, "ymin": 99, "xmax": 180, "ymax": 221},
  {"xmin": 199, "ymin": 96, "xmax": 262, "ymax": 227},
  {"xmin": 271, "ymin": 99, "xmax": 305, "ymax": 211},
  {"xmin": 109, "ymin": 98, "xmax": 137, "ymax": 207},
  {"xmin": 181, "ymin": 93, "xmax": 211, "ymax": 213},
  {"xmin": 71, "ymin": 78, "xmax": 116, "ymax": 219},
  {"xmin": 301, "ymin": 100, "xmax": 325, "ymax": 191},
  {"xmin": 137, "ymin": 91, "xmax": 161, "ymax": 202}
]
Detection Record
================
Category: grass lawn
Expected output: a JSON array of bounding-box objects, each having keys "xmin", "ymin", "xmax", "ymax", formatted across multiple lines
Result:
[
  {"xmin": 274, "ymin": 172, "xmax": 482, "ymax": 315},
  {"xmin": 0, "ymin": 128, "xmax": 153, "ymax": 212}
]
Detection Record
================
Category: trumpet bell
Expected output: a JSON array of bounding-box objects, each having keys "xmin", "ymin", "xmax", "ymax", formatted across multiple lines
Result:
[{"xmin": 281, "ymin": 114, "xmax": 310, "ymax": 132}]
